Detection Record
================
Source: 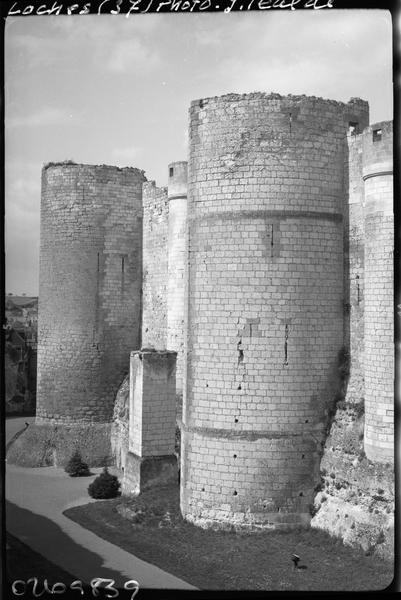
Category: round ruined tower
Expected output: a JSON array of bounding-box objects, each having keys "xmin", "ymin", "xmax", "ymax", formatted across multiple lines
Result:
[
  {"xmin": 181, "ymin": 92, "xmax": 369, "ymax": 528},
  {"xmin": 37, "ymin": 162, "xmax": 145, "ymax": 423},
  {"xmin": 167, "ymin": 161, "xmax": 188, "ymax": 396},
  {"xmin": 8, "ymin": 162, "xmax": 146, "ymax": 467},
  {"xmin": 362, "ymin": 121, "xmax": 394, "ymax": 463}
]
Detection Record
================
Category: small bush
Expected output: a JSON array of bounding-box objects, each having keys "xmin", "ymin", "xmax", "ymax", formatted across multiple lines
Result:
[
  {"xmin": 65, "ymin": 450, "xmax": 90, "ymax": 477},
  {"xmin": 372, "ymin": 494, "xmax": 387, "ymax": 502},
  {"xmin": 358, "ymin": 449, "xmax": 366, "ymax": 461},
  {"xmin": 88, "ymin": 467, "xmax": 121, "ymax": 499},
  {"xmin": 355, "ymin": 399, "xmax": 365, "ymax": 420},
  {"xmin": 376, "ymin": 531, "xmax": 386, "ymax": 545}
]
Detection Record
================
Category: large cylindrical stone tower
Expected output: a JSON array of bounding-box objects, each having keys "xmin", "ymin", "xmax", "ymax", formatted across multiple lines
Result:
[
  {"xmin": 181, "ymin": 92, "xmax": 369, "ymax": 529},
  {"xmin": 362, "ymin": 121, "xmax": 394, "ymax": 463},
  {"xmin": 9, "ymin": 162, "xmax": 146, "ymax": 467},
  {"xmin": 167, "ymin": 161, "xmax": 188, "ymax": 397}
]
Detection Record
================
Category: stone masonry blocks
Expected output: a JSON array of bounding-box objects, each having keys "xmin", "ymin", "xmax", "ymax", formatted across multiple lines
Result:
[
  {"xmin": 123, "ymin": 350, "xmax": 178, "ymax": 495},
  {"xmin": 142, "ymin": 181, "xmax": 169, "ymax": 350},
  {"xmin": 344, "ymin": 132, "xmax": 365, "ymax": 404},
  {"xmin": 36, "ymin": 163, "xmax": 146, "ymax": 425},
  {"xmin": 167, "ymin": 161, "xmax": 188, "ymax": 397},
  {"xmin": 362, "ymin": 122, "xmax": 394, "ymax": 463},
  {"xmin": 181, "ymin": 92, "xmax": 369, "ymax": 529}
]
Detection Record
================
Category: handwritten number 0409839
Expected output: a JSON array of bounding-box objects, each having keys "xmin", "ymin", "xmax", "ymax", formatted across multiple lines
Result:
[{"xmin": 11, "ymin": 577, "xmax": 140, "ymax": 599}]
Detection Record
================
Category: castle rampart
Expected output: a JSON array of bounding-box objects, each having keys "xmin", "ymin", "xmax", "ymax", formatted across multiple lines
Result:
[
  {"xmin": 362, "ymin": 121, "xmax": 394, "ymax": 462},
  {"xmin": 181, "ymin": 93, "xmax": 369, "ymax": 528},
  {"xmin": 142, "ymin": 181, "xmax": 169, "ymax": 350},
  {"xmin": 310, "ymin": 119, "xmax": 394, "ymax": 556},
  {"xmin": 344, "ymin": 131, "xmax": 365, "ymax": 403},
  {"xmin": 167, "ymin": 161, "xmax": 188, "ymax": 396},
  {"xmin": 7, "ymin": 92, "xmax": 394, "ymax": 555}
]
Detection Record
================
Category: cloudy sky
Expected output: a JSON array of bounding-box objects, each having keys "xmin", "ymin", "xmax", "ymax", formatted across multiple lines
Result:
[{"xmin": 5, "ymin": 9, "xmax": 393, "ymax": 295}]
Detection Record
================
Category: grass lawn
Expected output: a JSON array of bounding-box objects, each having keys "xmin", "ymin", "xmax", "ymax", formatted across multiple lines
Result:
[{"xmin": 64, "ymin": 485, "xmax": 393, "ymax": 592}]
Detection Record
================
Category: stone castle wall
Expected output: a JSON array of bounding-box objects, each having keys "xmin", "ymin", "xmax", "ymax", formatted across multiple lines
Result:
[
  {"xmin": 311, "ymin": 120, "xmax": 394, "ymax": 557},
  {"xmin": 167, "ymin": 161, "xmax": 188, "ymax": 397},
  {"xmin": 128, "ymin": 350, "xmax": 177, "ymax": 458},
  {"xmin": 36, "ymin": 163, "xmax": 145, "ymax": 424},
  {"xmin": 11, "ymin": 91, "xmax": 393, "ymax": 549},
  {"xmin": 344, "ymin": 132, "xmax": 365, "ymax": 404},
  {"xmin": 181, "ymin": 92, "xmax": 369, "ymax": 529},
  {"xmin": 140, "ymin": 164, "xmax": 188, "ymax": 400},
  {"xmin": 141, "ymin": 181, "xmax": 169, "ymax": 350},
  {"xmin": 362, "ymin": 121, "xmax": 393, "ymax": 463}
]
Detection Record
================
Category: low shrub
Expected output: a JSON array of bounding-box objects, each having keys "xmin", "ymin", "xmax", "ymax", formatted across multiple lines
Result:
[
  {"xmin": 88, "ymin": 467, "xmax": 121, "ymax": 499},
  {"xmin": 65, "ymin": 450, "xmax": 91, "ymax": 477},
  {"xmin": 355, "ymin": 399, "xmax": 365, "ymax": 420}
]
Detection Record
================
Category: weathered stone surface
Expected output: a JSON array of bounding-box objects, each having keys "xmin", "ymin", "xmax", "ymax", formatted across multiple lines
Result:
[
  {"xmin": 28, "ymin": 92, "xmax": 394, "ymax": 557},
  {"xmin": 142, "ymin": 182, "xmax": 169, "ymax": 351},
  {"xmin": 37, "ymin": 163, "xmax": 146, "ymax": 425},
  {"xmin": 343, "ymin": 132, "xmax": 365, "ymax": 404},
  {"xmin": 181, "ymin": 92, "xmax": 369, "ymax": 529},
  {"xmin": 167, "ymin": 161, "xmax": 188, "ymax": 397},
  {"xmin": 7, "ymin": 422, "xmax": 112, "ymax": 467},
  {"xmin": 111, "ymin": 375, "xmax": 130, "ymax": 470},
  {"xmin": 313, "ymin": 120, "xmax": 394, "ymax": 556},
  {"xmin": 362, "ymin": 122, "xmax": 393, "ymax": 463},
  {"xmin": 311, "ymin": 401, "xmax": 394, "ymax": 560},
  {"xmin": 122, "ymin": 350, "xmax": 178, "ymax": 495},
  {"xmin": 122, "ymin": 452, "xmax": 177, "ymax": 496}
]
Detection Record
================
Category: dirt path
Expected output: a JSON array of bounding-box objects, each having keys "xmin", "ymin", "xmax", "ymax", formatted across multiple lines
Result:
[{"xmin": 6, "ymin": 418, "xmax": 195, "ymax": 591}]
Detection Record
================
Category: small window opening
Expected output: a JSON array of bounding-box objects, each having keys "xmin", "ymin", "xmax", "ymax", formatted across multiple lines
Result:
[
  {"xmin": 270, "ymin": 224, "xmax": 274, "ymax": 258},
  {"xmin": 283, "ymin": 323, "xmax": 289, "ymax": 367},
  {"xmin": 373, "ymin": 128, "xmax": 382, "ymax": 142},
  {"xmin": 169, "ymin": 167, "xmax": 174, "ymax": 177},
  {"xmin": 348, "ymin": 122, "xmax": 359, "ymax": 135}
]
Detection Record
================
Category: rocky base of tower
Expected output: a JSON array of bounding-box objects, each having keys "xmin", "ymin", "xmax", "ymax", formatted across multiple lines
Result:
[
  {"xmin": 6, "ymin": 422, "xmax": 113, "ymax": 468},
  {"xmin": 311, "ymin": 401, "xmax": 394, "ymax": 560}
]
